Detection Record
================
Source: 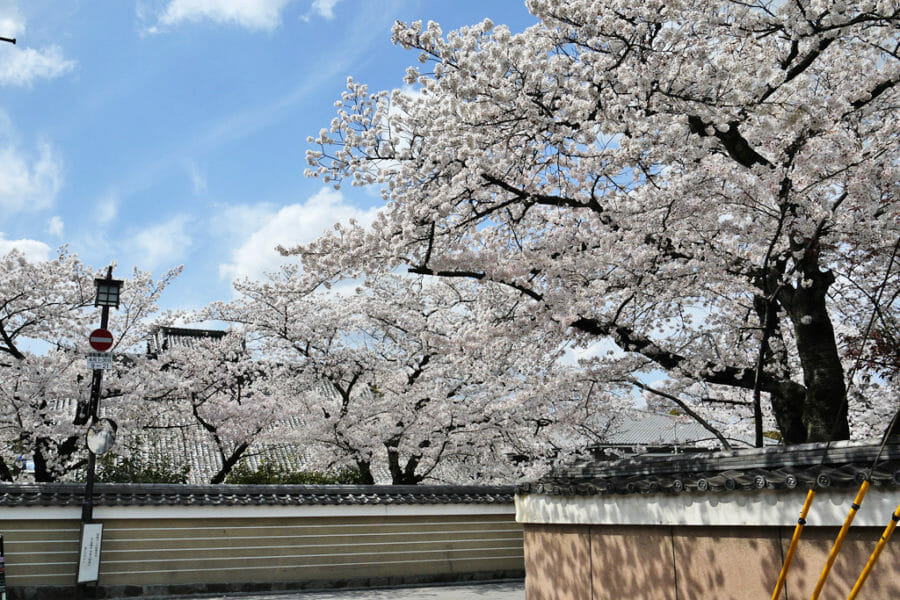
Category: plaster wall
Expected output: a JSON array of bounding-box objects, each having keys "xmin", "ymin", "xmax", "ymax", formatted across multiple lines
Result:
[{"xmin": 523, "ymin": 523, "xmax": 898, "ymax": 600}]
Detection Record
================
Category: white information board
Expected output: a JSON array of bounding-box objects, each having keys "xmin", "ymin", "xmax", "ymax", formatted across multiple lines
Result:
[
  {"xmin": 77, "ymin": 523, "xmax": 103, "ymax": 583},
  {"xmin": 86, "ymin": 352, "xmax": 113, "ymax": 370}
]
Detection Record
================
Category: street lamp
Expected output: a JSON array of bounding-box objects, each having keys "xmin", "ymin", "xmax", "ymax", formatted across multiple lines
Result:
[
  {"xmin": 81, "ymin": 267, "xmax": 122, "ymax": 515},
  {"xmin": 93, "ymin": 275, "xmax": 123, "ymax": 310},
  {"xmin": 77, "ymin": 267, "xmax": 122, "ymax": 597}
]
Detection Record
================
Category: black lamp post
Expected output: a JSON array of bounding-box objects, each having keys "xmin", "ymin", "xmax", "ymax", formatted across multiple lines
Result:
[
  {"xmin": 76, "ymin": 267, "xmax": 122, "ymax": 598},
  {"xmin": 80, "ymin": 266, "xmax": 123, "ymax": 522}
]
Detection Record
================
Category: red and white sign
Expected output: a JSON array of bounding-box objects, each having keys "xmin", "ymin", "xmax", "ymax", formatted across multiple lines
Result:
[{"xmin": 88, "ymin": 328, "xmax": 114, "ymax": 352}]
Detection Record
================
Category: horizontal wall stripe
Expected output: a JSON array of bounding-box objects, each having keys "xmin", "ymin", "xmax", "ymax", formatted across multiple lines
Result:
[
  {"xmin": 99, "ymin": 536, "xmax": 522, "ymax": 553},
  {"xmin": 97, "ymin": 555, "xmax": 525, "ymax": 577},
  {"xmin": 99, "ymin": 529, "xmax": 519, "ymax": 542},
  {"xmin": 101, "ymin": 519, "xmax": 517, "ymax": 531},
  {"xmin": 99, "ymin": 546, "xmax": 522, "ymax": 564}
]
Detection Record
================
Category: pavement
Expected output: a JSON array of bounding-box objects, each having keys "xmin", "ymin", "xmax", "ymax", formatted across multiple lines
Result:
[{"xmin": 145, "ymin": 581, "xmax": 525, "ymax": 600}]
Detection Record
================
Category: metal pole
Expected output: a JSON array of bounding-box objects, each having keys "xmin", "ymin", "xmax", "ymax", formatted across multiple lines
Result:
[
  {"xmin": 846, "ymin": 503, "xmax": 900, "ymax": 600},
  {"xmin": 81, "ymin": 297, "xmax": 110, "ymax": 523},
  {"xmin": 79, "ymin": 267, "xmax": 115, "ymax": 599},
  {"xmin": 770, "ymin": 488, "xmax": 816, "ymax": 600},
  {"xmin": 809, "ymin": 480, "xmax": 870, "ymax": 600}
]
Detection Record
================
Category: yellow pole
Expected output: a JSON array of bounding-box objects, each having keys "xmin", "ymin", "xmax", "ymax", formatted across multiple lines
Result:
[
  {"xmin": 846, "ymin": 503, "xmax": 900, "ymax": 600},
  {"xmin": 809, "ymin": 480, "xmax": 870, "ymax": 600},
  {"xmin": 771, "ymin": 488, "xmax": 816, "ymax": 600}
]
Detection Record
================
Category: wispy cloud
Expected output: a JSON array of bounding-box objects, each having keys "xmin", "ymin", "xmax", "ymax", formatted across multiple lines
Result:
[
  {"xmin": 305, "ymin": 0, "xmax": 341, "ymax": 20},
  {"xmin": 218, "ymin": 187, "xmax": 378, "ymax": 282},
  {"xmin": 187, "ymin": 160, "xmax": 207, "ymax": 194},
  {"xmin": 97, "ymin": 190, "xmax": 120, "ymax": 225},
  {"xmin": 129, "ymin": 215, "xmax": 193, "ymax": 271},
  {"xmin": 153, "ymin": 0, "xmax": 294, "ymax": 31},
  {"xmin": 0, "ymin": 112, "xmax": 63, "ymax": 214},
  {"xmin": 0, "ymin": 45, "xmax": 75, "ymax": 87},
  {"xmin": 47, "ymin": 216, "xmax": 63, "ymax": 236}
]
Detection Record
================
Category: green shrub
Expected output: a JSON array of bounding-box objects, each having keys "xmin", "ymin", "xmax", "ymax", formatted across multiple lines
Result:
[
  {"xmin": 225, "ymin": 459, "xmax": 366, "ymax": 484},
  {"xmin": 96, "ymin": 441, "xmax": 191, "ymax": 484}
]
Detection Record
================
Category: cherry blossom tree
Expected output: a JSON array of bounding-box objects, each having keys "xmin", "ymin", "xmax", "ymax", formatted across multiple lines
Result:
[
  {"xmin": 138, "ymin": 329, "xmax": 287, "ymax": 484},
  {"xmin": 209, "ymin": 271, "xmax": 571, "ymax": 484},
  {"xmin": 0, "ymin": 248, "xmax": 180, "ymax": 481},
  {"xmin": 300, "ymin": 0, "xmax": 899, "ymax": 445}
]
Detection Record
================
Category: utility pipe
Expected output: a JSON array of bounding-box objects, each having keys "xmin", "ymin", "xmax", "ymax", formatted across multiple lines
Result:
[
  {"xmin": 771, "ymin": 488, "xmax": 816, "ymax": 600},
  {"xmin": 809, "ymin": 480, "xmax": 869, "ymax": 600},
  {"xmin": 846, "ymin": 502, "xmax": 900, "ymax": 600}
]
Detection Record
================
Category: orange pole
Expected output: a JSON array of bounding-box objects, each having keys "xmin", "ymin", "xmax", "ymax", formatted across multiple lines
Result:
[
  {"xmin": 771, "ymin": 488, "xmax": 816, "ymax": 600},
  {"xmin": 846, "ymin": 503, "xmax": 900, "ymax": 600},
  {"xmin": 809, "ymin": 480, "xmax": 870, "ymax": 600}
]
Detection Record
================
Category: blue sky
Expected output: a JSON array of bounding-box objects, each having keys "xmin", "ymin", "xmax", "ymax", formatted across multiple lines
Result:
[{"xmin": 0, "ymin": 0, "xmax": 538, "ymax": 310}]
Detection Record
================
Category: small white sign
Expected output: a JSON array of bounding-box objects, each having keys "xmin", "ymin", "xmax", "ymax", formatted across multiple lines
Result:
[
  {"xmin": 86, "ymin": 352, "xmax": 113, "ymax": 370},
  {"xmin": 77, "ymin": 523, "xmax": 103, "ymax": 583}
]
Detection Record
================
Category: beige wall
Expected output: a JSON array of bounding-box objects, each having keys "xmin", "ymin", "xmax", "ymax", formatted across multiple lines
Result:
[
  {"xmin": 524, "ymin": 523, "xmax": 899, "ymax": 600},
  {"xmin": 2, "ymin": 510, "xmax": 523, "ymax": 592}
]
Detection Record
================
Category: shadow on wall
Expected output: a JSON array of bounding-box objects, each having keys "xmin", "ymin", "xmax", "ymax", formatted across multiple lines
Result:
[
  {"xmin": 590, "ymin": 525, "xmax": 677, "ymax": 600},
  {"xmin": 671, "ymin": 526, "xmax": 783, "ymax": 600},
  {"xmin": 528, "ymin": 523, "xmax": 899, "ymax": 600},
  {"xmin": 525, "ymin": 525, "xmax": 591, "ymax": 600}
]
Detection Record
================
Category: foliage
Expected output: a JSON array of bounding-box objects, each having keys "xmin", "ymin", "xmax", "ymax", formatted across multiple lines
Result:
[
  {"xmin": 208, "ymin": 273, "xmax": 574, "ymax": 484},
  {"xmin": 298, "ymin": 0, "xmax": 900, "ymax": 447},
  {"xmin": 96, "ymin": 439, "xmax": 191, "ymax": 484},
  {"xmin": 224, "ymin": 459, "xmax": 367, "ymax": 485}
]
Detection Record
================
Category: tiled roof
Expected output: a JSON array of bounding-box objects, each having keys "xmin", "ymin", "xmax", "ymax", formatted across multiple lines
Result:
[
  {"xmin": 0, "ymin": 482, "xmax": 514, "ymax": 507},
  {"xmin": 517, "ymin": 440, "xmax": 900, "ymax": 497},
  {"xmin": 146, "ymin": 326, "xmax": 227, "ymax": 355},
  {"xmin": 594, "ymin": 412, "xmax": 761, "ymax": 450}
]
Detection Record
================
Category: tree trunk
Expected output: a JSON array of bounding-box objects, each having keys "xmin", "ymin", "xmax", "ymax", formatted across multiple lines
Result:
[
  {"xmin": 210, "ymin": 441, "xmax": 249, "ymax": 484},
  {"xmin": 780, "ymin": 266, "xmax": 849, "ymax": 442},
  {"xmin": 355, "ymin": 459, "xmax": 375, "ymax": 485},
  {"xmin": 385, "ymin": 442, "xmax": 423, "ymax": 485}
]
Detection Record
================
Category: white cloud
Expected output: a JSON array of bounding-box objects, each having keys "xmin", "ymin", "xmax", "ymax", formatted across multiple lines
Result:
[
  {"xmin": 0, "ymin": 45, "xmax": 75, "ymax": 87},
  {"xmin": 94, "ymin": 189, "xmax": 120, "ymax": 224},
  {"xmin": 47, "ymin": 216, "xmax": 63, "ymax": 236},
  {"xmin": 310, "ymin": 0, "xmax": 340, "ymax": 19},
  {"xmin": 0, "ymin": 233, "xmax": 51, "ymax": 261},
  {"xmin": 0, "ymin": 114, "xmax": 63, "ymax": 214},
  {"xmin": 0, "ymin": 3, "xmax": 75, "ymax": 85},
  {"xmin": 157, "ymin": 0, "xmax": 293, "ymax": 31},
  {"xmin": 0, "ymin": 1, "xmax": 25, "ymax": 38},
  {"xmin": 129, "ymin": 215, "xmax": 193, "ymax": 271},
  {"xmin": 219, "ymin": 187, "xmax": 378, "ymax": 282}
]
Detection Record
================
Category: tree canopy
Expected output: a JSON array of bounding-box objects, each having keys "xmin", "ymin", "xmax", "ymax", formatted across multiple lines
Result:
[{"xmin": 300, "ymin": 0, "xmax": 899, "ymax": 445}]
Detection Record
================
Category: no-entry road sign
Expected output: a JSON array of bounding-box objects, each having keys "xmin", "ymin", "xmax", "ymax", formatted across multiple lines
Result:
[{"xmin": 88, "ymin": 329, "xmax": 114, "ymax": 352}]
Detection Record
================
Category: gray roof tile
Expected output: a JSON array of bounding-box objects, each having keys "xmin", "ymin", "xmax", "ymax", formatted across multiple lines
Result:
[
  {"xmin": 517, "ymin": 440, "xmax": 900, "ymax": 497},
  {"xmin": 0, "ymin": 482, "xmax": 514, "ymax": 507}
]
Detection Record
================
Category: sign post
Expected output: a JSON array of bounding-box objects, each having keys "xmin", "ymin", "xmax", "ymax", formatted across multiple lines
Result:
[{"xmin": 76, "ymin": 266, "xmax": 123, "ymax": 599}]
